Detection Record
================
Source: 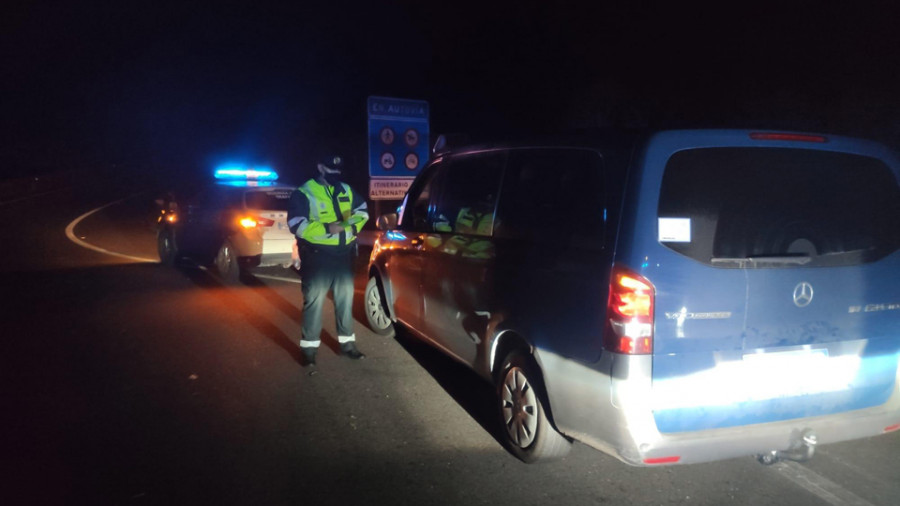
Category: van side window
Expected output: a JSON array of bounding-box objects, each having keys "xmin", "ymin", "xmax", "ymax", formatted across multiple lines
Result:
[
  {"xmin": 496, "ymin": 148, "xmax": 605, "ymax": 247},
  {"xmin": 400, "ymin": 162, "xmax": 441, "ymax": 232},
  {"xmin": 433, "ymin": 152, "xmax": 505, "ymax": 236}
]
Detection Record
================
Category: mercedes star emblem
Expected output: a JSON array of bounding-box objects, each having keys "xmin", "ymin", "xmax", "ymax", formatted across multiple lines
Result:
[{"xmin": 793, "ymin": 281, "xmax": 814, "ymax": 307}]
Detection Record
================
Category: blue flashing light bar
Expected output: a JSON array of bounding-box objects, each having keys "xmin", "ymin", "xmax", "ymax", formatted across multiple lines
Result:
[
  {"xmin": 217, "ymin": 180, "xmax": 278, "ymax": 188},
  {"xmin": 214, "ymin": 166, "xmax": 279, "ymax": 181}
]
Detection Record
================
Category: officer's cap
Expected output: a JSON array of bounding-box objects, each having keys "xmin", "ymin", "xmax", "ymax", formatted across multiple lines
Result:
[{"xmin": 316, "ymin": 153, "xmax": 344, "ymax": 171}]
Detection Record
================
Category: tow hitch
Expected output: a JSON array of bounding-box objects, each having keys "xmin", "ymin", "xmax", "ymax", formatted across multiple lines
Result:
[{"xmin": 757, "ymin": 429, "xmax": 818, "ymax": 465}]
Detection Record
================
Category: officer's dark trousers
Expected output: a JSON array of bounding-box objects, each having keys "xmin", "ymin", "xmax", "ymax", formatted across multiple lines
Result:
[{"xmin": 299, "ymin": 247, "xmax": 355, "ymax": 349}]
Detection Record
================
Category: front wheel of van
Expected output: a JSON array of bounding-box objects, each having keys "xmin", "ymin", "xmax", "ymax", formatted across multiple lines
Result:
[
  {"xmin": 365, "ymin": 276, "xmax": 395, "ymax": 337},
  {"xmin": 496, "ymin": 351, "xmax": 572, "ymax": 463}
]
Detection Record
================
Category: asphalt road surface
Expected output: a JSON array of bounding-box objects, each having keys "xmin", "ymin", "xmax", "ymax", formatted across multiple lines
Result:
[{"xmin": 3, "ymin": 175, "xmax": 899, "ymax": 505}]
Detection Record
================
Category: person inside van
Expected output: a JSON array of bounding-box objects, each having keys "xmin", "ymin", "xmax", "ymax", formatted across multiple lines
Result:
[{"xmin": 431, "ymin": 189, "xmax": 496, "ymax": 257}]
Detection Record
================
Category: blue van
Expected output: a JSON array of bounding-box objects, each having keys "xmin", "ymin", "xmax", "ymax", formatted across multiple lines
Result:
[{"xmin": 364, "ymin": 129, "xmax": 900, "ymax": 465}]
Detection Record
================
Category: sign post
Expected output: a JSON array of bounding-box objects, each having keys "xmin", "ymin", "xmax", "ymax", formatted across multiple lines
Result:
[{"xmin": 367, "ymin": 96, "xmax": 429, "ymax": 201}]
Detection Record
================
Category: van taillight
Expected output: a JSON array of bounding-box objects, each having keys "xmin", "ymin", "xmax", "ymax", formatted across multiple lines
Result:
[
  {"xmin": 605, "ymin": 265, "xmax": 654, "ymax": 354},
  {"xmin": 257, "ymin": 217, "xmax": 275, "ymax": 227}
]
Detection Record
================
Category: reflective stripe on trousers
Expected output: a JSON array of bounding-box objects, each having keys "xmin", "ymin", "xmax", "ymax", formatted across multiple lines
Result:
[{"xmin": 299, "ymin": 335, "xmax": 355, "ymax": 348}]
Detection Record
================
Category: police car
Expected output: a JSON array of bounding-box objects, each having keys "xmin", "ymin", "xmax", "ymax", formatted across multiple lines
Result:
[{"xmin": 156, "ymin": 166, "xmax": 297, "ymax": 283}]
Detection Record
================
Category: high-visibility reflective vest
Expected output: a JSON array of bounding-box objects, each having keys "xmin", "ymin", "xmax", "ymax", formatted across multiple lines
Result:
[
  {"xmin": 290, "ymin": 178, "xmax": 368, "ymax": 248},
  {"xmin": 434, "ymin": 207, "xmax": 493, "ymax": 236},
  {"xmin": 454, "ymin": 207, "xmax": 493, "ymax": 236}
]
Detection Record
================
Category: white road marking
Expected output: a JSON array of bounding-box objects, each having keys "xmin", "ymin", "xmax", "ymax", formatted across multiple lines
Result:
[
  {"xmin": 253, "ymin": 273, "xmax": 302, "ymax": 284},
  {"xmin": 773, "ymin": 461, "xmax": 876, "ymax": 506},
  {"xmin": 65, "ymin": 196, "xmax": 158, "ymax": 263}
]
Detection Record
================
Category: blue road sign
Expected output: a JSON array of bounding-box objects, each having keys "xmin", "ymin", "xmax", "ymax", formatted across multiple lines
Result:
[{"xmin": 367, "ymin": 96, "xmax": 430, "ymax": 179}]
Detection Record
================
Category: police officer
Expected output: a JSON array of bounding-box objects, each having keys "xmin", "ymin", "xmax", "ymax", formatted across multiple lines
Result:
[{"xmin": 287, "ymin": 151, "xmax": 369, "ymax": 368}]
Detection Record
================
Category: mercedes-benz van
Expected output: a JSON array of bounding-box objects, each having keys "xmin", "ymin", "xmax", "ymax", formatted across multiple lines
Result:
[{"xmin": 365, "ymin": 130, "xmax": 900, "ymax": 465}]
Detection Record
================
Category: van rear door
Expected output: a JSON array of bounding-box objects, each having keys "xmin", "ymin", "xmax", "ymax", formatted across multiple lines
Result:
[
  {"xmin": 627, "ymin": 132, "xmax": 900, "ymax": 434},
  {"xmin": 729, "ymin": 147, "xmax": 899, "ymax": 428}
]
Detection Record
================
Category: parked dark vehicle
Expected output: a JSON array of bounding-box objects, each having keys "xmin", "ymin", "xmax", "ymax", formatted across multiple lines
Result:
[{"xmin": 365, "ymin": 130, "xmax": 900, "ymax": 465}]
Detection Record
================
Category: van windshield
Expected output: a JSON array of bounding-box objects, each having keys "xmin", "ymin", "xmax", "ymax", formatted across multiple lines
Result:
[{"xmin": 658, "ymin": 148, "xmax": 900, "ymax": 268}]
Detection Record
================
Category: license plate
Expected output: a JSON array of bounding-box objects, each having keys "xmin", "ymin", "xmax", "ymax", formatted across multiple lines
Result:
[
  {"xmin": 741, "ymin": 348, "xmax": 856, "ymax": 399},
  {"xmin": 743, "ymin": 347, "xmax": 829, "ymax": 364}
]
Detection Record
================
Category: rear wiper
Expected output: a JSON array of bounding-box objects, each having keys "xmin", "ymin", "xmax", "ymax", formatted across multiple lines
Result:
[{"xmin": 711, "ymin": 255, "xmax": 812, "ymax": 267}]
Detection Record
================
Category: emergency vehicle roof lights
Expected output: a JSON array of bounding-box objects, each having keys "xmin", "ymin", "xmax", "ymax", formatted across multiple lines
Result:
[{"xmin": 214, "ymin": 166, "xmax": 279, "ymax": 181}]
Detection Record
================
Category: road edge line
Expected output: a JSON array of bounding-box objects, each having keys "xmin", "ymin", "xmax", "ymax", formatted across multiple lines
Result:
[{"xmin": 65, "ymin": 196, "xmax": 158, "ymax": 264}]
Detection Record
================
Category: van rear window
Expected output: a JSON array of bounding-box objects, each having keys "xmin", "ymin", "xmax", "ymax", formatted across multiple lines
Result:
[{"xmin": 658, "ymin": 148, "xmax": 900, "ymax": 267}]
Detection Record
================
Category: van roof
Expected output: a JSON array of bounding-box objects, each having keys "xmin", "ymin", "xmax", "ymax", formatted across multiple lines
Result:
[{"xmin": 432, "ymin": 128, "xmax": 645, "ymax": 156}]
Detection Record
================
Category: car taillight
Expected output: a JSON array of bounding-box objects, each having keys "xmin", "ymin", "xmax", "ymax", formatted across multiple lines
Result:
[
  {"xmin": 239, "ymin": 216, "xmax": 274, "ymax": 229},
  {"xmin": 604, "ymin": 264, "xmax": 655, "ymax": 354},
  {"xmin": 158, "ymin": 211, "xmax": 177, "ymax": 224}
]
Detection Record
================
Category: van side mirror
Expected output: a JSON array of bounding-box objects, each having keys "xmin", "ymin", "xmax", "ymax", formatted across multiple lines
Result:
[{"xmin": 376, "ymin": 213, "xmax": 398, "ymax": 230}]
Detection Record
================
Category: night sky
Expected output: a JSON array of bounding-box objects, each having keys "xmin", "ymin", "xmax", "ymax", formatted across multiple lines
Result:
[{"xmin": 3, "ymin": 1, "xmax": 900, "ymax": 179}]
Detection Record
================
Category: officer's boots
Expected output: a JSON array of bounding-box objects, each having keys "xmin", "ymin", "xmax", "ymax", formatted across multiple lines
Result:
[
  {"xmin": 302, "ymin": 347, "xmax": 317, "ymax": 367},
  {"xmin": 341, "ymin": 341, "xmax": 366, "ymax": 360}
]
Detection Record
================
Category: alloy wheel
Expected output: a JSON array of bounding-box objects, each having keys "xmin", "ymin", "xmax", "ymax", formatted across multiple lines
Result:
[
  {"xmin": 366, "ymin": 282, "xmax": 391, "ymax": 330},
  {"xmin": 501, "ymin": 366, "xmax": 539, "ymax": 448}
]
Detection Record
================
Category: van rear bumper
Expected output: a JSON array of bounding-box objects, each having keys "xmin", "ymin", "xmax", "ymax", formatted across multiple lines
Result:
[{"xmin": 536, "ymin": 349, "xmax": 900, "ymax": 466}]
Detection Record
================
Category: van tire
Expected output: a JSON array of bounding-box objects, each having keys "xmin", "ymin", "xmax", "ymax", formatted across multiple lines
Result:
[
  {"xmin": 496, "ymin": 351, "xmax": 572, "ymax": 463},
  {"xmin": 365, "ymin": 276, "xmax": 395, "ymax": 337}
]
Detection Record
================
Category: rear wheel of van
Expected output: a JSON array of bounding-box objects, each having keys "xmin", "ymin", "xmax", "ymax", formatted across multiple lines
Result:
[
  {"xmin": 497, "ymin": 351, "xmax": 572, "ymax": 463},
  {"xmin": 365, "ymin": 276, "xmax": 395, "ymax": 337}
]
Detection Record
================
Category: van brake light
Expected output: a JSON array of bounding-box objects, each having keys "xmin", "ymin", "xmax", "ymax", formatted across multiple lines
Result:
[
  {"xmin": 749, "ymin": 132, "xmax": 827, "ymax": 143},
  {"xmin": 605, "ymin": 265, "xmax": 654, "ymax": 355}
]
